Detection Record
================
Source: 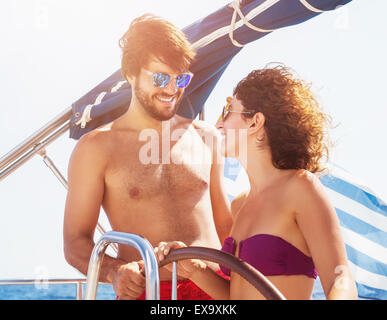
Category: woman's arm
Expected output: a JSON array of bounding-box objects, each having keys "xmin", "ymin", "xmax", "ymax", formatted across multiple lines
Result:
[
  {"xmin": 190, "ymin": 264, "xmax": 230, "ymax": 300},
  {"xmin": 290, "ymin": 170, "xmax": 358, "ymax": 300},
  {"xmin": 156, "ymin": 241, "xmax": 230, "ymax": 300}
]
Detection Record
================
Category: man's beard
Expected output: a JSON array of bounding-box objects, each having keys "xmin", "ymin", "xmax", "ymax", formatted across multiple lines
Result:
[{"xmin": 134, "ymin": 83, "xmax": 182, "ymax": 121}]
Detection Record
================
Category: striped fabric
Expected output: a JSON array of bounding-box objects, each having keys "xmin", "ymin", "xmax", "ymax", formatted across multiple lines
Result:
[{"xmin": 223, "ymin": 158, "xmax": 387, "ymax": 299}]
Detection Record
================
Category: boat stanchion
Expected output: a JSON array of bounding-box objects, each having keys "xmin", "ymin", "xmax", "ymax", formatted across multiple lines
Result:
[{"xmin": 84, "ymin": 231, "xmax": 160, "ymax": 300}]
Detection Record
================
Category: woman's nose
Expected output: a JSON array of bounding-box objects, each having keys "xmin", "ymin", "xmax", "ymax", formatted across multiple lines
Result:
[{"xmin": 215, "ymin": 119, "xmax": 224, "ymax": 130}]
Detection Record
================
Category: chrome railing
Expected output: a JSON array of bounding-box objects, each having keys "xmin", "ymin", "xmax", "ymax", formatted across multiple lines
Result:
[
  {"xmin": 0, "ymin": 107, "xmax": 72, "ymax": 180},
  {"xmin": 85, "ymin": 231, "xmax": 160, "ymax": 300},
  {"xmin": 0, "ymin": 107, "xmax": 117, "ymax": 252}
]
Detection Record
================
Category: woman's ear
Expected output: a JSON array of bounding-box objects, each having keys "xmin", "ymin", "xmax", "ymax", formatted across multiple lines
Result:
[{"xmin": 248, "ymin": 112, "xmax": 265, "ymax": 135}]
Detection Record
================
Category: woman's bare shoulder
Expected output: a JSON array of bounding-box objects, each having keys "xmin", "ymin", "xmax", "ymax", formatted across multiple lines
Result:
[
  {"xmin": 287, "ymin": 169, "xmax": 332, "ymax": 213},
  {"xmin": 289, "ymin": 169, "xmax": 322, "ymax": 190}
]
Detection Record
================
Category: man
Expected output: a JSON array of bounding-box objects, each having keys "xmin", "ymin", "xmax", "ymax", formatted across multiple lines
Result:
[{"xmin": 63, "ymin": 14, "xmax": 232, "ymax": 300}]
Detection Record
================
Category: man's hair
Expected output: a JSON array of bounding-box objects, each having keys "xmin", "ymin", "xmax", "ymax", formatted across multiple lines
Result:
[
  {"xmin": 234, "ymin": 64, "xmax": 333, "ymax": 174},
  {"xmin": 119, "ymin": 14, "xmax": 196, "ymax": 79}
]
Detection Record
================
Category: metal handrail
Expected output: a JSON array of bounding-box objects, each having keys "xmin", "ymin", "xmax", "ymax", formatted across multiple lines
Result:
[
  {"xmin": 0, "ymin": 122, "xmax": 70, "ymax": 181},
  {"xmin": 0, "ymin": 106, "xmax": 118, "ymax": 252},
  {"xmin": 0, "ymin": 107, "xmax": 72, "ymax": 174},
  {"xmin": 84, "ymin": 231, "xmax": 160, "ymax": 300}
]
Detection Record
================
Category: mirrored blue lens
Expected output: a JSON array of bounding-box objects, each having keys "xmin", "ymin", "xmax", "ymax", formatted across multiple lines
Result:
[
  {"xmin": 152, "ymin": 72, "xmax": 192, "ymax": 88},
  {"xmin": 176, "ymin": 74, "xmax": 192, "ymax": 88},
  {"xmin": 153, "ymin": 73, "xmax": 170, "ymax": 88}
]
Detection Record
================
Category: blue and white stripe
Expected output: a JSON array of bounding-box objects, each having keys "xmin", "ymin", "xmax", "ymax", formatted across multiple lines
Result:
[{"xmin": 223, "ymin": 158, "xmax": 387, "ymax": 300}]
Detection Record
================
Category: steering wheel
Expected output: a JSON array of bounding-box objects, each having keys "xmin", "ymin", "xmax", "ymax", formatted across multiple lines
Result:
[{"xmin": 158, "ymin": 246, "xmax": 286, "ymax": 300}]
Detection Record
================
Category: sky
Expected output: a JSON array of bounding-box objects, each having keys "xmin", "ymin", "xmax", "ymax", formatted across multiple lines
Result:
[{"xmin": 0, "ymin": 0, "xmax": 386, "ymax": 281}]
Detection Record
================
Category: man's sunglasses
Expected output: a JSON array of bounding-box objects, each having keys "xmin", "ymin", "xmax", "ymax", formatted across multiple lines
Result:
[{"xmin": 143, "ymin": 69, "xmax": 193, "ymax": 89}]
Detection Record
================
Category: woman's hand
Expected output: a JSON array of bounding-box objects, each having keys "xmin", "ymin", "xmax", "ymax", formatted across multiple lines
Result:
[{"xmin": 155, "ymin": 241, "xmax": 207, "ymax": 279}]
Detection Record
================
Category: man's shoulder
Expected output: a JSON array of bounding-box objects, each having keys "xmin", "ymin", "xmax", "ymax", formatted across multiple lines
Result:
[
  {"xmin": 72, "ymin": 123, "xmax": 117, "ymax": 162},
  {"xmin": 77, "ymin": 120, "xmax": 136, "ymax": 147},
  {"xmin": 77, "ymin": 124, "xmax": 111, "ymax": 148},
  {"xmin": 73, "ymin": 121, "xmax": 140, "ymax": 160}
]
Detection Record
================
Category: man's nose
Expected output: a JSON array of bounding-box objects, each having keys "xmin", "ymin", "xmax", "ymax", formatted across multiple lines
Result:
[{"xmin": 164, "ymin": 78, "xmax": 179, "ymax": 94}]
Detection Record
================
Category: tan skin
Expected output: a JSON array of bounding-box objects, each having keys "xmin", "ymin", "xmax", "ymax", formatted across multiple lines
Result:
[
  {"xmin": 157, "ymin": 96, "xmax": 358, "ymax": 300},
  {"xmin": 63, "ymin": 57, "xmax": 232, "ymax": 300}
]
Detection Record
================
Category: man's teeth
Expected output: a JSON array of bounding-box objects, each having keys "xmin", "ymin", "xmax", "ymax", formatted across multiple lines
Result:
[{"xmin": 157, "ymin": 95, "xmax": 175, "ymax": 102}]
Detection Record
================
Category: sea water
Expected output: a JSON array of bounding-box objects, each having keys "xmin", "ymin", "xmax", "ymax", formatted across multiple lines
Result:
[
  {"xmin": 0, "ymin": 278, "xmax": 326, "ymax": 300},
  {"xmin": 0, "ymin": 283, "xmax": 116, "ymax": 300}
]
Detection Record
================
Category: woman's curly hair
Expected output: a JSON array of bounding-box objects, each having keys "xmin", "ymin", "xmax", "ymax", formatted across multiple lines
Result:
[{"xmin": 234, "ymin": 64, "xmax": 333, "ymax": 174}]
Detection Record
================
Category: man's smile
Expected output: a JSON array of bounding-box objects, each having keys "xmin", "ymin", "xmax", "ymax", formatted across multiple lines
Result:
[{"xmin": 155, "ymin": 94, "xmax": 178, "ymax": 107}]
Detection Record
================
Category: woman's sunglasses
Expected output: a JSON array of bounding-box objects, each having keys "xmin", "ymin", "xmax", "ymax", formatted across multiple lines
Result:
[
  {"xmin": 218, "ymin": 98, "xmax": 255, "ymax": 122},
  {"xmin": 143, "ymin": 69, "xmax": 193, "ymax": 89}
]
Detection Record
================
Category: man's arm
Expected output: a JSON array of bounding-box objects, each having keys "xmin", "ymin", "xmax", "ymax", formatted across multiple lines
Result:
[
  {"xmin": 63, "ymin": 132, "xmax": 145, "ymax": 299},
  {"xmin": 63, "ymin": 132, "xmax": 121, "ymax": 282}
]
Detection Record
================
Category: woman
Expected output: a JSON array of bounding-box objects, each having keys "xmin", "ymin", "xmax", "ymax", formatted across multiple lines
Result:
[{"xmin": 156, "ymin": 64, "xmax": 358, "ymax": 300}]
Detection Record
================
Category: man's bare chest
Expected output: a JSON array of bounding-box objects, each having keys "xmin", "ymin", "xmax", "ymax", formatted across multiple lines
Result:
[{"xmin": 104, "ymin": 129, "xmax": 213, "ymax": 200}]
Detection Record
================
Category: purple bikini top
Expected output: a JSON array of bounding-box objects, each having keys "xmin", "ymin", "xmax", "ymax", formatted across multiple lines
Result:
[{"xmin": 220, "ymin": 234, "xmax": 317, "ymax": 279}]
